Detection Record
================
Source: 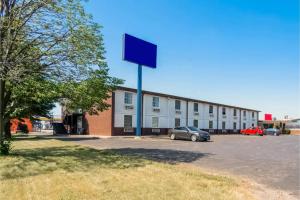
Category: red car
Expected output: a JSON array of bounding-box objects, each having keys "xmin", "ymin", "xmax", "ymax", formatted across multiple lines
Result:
[{"xmin": 241, "ymin": 127, "xmax": 263, "ymax": 136}]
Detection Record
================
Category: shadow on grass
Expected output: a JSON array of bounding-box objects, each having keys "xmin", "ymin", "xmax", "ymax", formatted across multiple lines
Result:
[
  {"xmin": 1, "ymin": 143, "xmax": 210, "ymax": 180},
  {"xmin": 1, "ymin": 145, "xmax": 144, "ymax": 180},
  {"xmin": 12, "ymin": 136, "xmax": 52, "ymax": 141}
]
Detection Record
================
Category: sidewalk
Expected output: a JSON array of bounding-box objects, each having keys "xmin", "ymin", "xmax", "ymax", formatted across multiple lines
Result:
[{"xmin": 25, "ymin": 131, "xmax": 170, "ymax": 140}]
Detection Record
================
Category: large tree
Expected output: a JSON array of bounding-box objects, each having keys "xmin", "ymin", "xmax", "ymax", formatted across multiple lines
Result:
[{"xmin": 0, "ymin": 0, "xmax": 122, "ymax": 153}]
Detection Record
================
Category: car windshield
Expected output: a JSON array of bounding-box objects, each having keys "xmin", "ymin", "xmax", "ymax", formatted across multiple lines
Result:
[{"xmin": 188, "ymin": 126, "xmax": 199, "ymax": 131}]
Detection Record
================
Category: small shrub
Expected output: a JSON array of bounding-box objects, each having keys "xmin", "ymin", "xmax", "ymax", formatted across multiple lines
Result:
[
  {"xmin": 0, "ymin": 139, "xmax": 12, "ymax": 155},
  {"xmin": 282, "ymin": 129, "xmax": 291, "ymax": 134}
]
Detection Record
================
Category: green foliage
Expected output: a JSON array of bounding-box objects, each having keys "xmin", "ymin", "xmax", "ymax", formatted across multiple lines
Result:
[
  {"xmin": 61, "ymin": 69, "xmax": 123, "ymax": 114},
  {"xmin": 5, "ymin": 75, "xmax": 59, "ymax": 120},
  {"xmin": 0, "ymin": 1, "xmax": 123, "ymax": 154},
  {"xmin": 1, "ymin": 0, "xmax": 108, "ymax": 82},
  {"xmin": 1, "ymin": 0, "xmax": 123, "ymax": 122},
  {"xmin": 0, "ymin": 138, "xmax": 12, "ymax": 155}
]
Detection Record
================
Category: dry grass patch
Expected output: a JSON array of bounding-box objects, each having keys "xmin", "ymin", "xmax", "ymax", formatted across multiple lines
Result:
[{"xmin": 0, "ymin": 137, "xmax": 254, "ymax": 200}]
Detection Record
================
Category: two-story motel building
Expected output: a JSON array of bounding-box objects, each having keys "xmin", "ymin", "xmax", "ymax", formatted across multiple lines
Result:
[{"xmin": 65, "ymin": 86, "xmax": 260, "ymax": 136}]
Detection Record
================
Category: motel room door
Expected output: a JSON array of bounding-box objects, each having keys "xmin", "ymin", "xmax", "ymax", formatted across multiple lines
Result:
[{"xmin": 77, "ymin": 115, "xmax": 83, "ymax": 134}]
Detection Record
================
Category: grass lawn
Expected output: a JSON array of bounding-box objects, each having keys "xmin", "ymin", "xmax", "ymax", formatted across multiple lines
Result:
[{"xmin": 0, "ymin": 137, "xmax": 254, "ymax": 200}]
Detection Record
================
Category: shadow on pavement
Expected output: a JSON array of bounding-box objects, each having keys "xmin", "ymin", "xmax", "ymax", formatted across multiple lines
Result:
[
  {"xmin": 111, "ymin": 148, "xmax": 213, "ymax": 164},
  {"xmin": 57, "ymin": 137, "xmax": 100, "ymax": 142}
]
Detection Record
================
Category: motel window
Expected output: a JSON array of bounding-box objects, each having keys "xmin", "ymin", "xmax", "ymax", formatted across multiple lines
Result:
[
  {"xmin": 152, "ymin": 97, "xmax": 159, "ymax": 108},
  {"xmin": 243, "ymin": 111, "xmax": 246, "ymax": 117},
  {"xmin": 233, "ymin": 109, "xmax": 237, "ymax": 117},
  {"xmin": 209, "ymin": 121, "xmax": 213, "ymax": 129},
  {"xmin": 175, "ymin": 118, "xmax": 180, "ymax": 127},
  {"xmin": 252, "ymin": 123, "xmax": 254, "ymax": 127},
  {"xmin": 124, "ymin": 92, "xmax": 133, "ymax": 105},
  {"xmin": 175, "ymin": 100, "xmax": 181, "ymax": 110},
  {"xmin": 194, "ymin": 103, "xmax": 198, "ymax": 112},
  {"xmin": 252, "ymin": 112, "xmax": 255, "ymax": 118},
  {"xmin": 222, "ymin": 121, "xmax": 226, "ymax": 130},
  {"xmin": 209, "ymin": 105, "xmax": 213, "ymax": 114},
  {"xmin": 243, "ymin": 123, "xmax": 246, "ymax": 129},
  {"xmin": 193, "ymin": 119, "xmax": 198, "ymax": 128},
  {"xmin": 233, "ymin": 122, "xmax": 237, "ymax": 130},
  {"xmin": 152, "ymin": 117, "xmax": 159, "ymax": 128},
  {"xmin": 222, "ymin": 107, "xmax": 226, "ymax": 115},
  {"xmin": 124, "ymin": 115, "xmax": 132, "ymax": 128}
]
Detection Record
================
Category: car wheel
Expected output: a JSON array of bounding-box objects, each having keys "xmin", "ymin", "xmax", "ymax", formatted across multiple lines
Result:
[
  {"xmin": 191, "ymin": 135, "xmax": 197, "ymax": 142},
  {"xmin": 170, "ymin": 133, "xmax": 176, "ymax": 140}
]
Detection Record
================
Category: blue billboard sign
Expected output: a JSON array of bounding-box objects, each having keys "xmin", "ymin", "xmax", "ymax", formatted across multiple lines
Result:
[{"xmin": 123, "ymin": 34, "xmax": 157, "ymax": 68}]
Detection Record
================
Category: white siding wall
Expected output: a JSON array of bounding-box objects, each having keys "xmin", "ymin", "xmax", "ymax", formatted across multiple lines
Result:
[
  {"xmin": 143, "ymin": 94, "xmax": 169, "ymax": 128},
  {"xmin": 202, "ymin": 104, "xmax": 217, "ymax": 129},
  {"xmin": 218, "ymin": 106, "xmax": 232, "ymax": 129},
  {"xmin": 114, "ymin": 89, "xmax": 258, "ymax": 129},
  {"xmin": 143, "ymin": 95, "xmax": 188, "ymax": 128},
  {"xmin": 114, "ymin": 90, "xmax": 137, "ymax": 127},
  {"xmin": 239, "ymin": 110, "xmax": 258, "ymax": 128},
  {"xmin": 233, "ymin": 108, "xmax": 241, "ymax": 129},
  {"xmin": 168, "ymin": 98, "xmax": 187, "ymax": 128},
  {"xmin": 188, "ymin": 102, "xmax": 198, "ymax": 128},
  {"xmin": 226, "ymin": 107, "xmax": 241, "ymax": 130},
  {"xmin": 186, "ymin": 103, "xmax": 217, "ymax": 129}
]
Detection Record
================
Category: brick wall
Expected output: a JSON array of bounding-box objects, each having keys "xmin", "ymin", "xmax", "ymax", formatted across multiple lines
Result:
[{"xmin": 84, "ymin": 96, "xmax": 113, "ymax": 136}]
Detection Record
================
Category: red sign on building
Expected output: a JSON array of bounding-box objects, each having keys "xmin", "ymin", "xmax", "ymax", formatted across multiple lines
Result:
[{"xmin": 264, "ymin": 114, "xmax": 272, "ymax": 121}]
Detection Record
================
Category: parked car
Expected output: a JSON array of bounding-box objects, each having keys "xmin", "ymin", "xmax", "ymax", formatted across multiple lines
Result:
[
  {"xmin": 240, "ymin": 127, "xmax": 263, "ymax": 136},
  {"xmin": 168, "ymin": 126, "xmax": 210, "ymax": 142},
  {"xmin": 264, "ymin": 128, "xmax": 281, "ymax": 136}
]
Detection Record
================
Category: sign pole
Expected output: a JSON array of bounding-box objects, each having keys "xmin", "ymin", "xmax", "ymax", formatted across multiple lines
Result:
[
  {"xmin": 123, "ymin": 33, "xmax": 156, "ymax": 137},
  {"xmin": 136, "ymin": 64, "xmax": 142, "ymax": 137}
]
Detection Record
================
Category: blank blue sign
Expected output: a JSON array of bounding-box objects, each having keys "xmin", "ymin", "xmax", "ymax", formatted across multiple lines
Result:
[{"xmin": 123, "ymin": 34, "xmax": 157, "ymax": 68}]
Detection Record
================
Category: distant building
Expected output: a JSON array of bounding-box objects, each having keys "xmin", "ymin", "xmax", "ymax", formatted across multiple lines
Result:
[
  {"xmin": 259, "ymin": 119, "xmax": 288, "ymax": 129},
  {"xmin": 259, "ymin": 118, "xmax": 300, "ymax": 134},
  {"xmin": 286, "ymin": 118, "xmax": 300, "ymax": 128},
  {"xmin": 31, "ymin": 116, "xmax": 62, "ymax": 132},
  {"xmin": 286, "ymin": 119, "xmax": 300, "ymax": 135},
  {"xmin": 63, "ymin": 87, "xmax": 260, "ymax": 136}
]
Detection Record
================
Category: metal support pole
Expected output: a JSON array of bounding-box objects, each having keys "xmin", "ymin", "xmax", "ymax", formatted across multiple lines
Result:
[{"xmin": 136, "ymin": 64, "xmax": 142, "ymax": 137}]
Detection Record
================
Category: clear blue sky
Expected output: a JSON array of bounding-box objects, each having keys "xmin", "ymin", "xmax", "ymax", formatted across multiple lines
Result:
[{"xmin": 78, "ymin": 0, "xmax": 299, "ymax": 119}]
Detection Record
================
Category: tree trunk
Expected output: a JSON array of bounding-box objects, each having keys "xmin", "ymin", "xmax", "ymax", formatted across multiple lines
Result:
[
  {"xmin": 0, "ymin": 80, "xmax": 4, "ymax": 144},
  {"xmin": 4, "ymin": 119, "xmax": 11, "ymax": 139}
]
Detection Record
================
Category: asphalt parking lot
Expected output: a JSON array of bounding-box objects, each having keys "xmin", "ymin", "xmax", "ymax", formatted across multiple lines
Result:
[{"xmin": 62, "ymin": 135, "xmax": 300, "ymax": 197}]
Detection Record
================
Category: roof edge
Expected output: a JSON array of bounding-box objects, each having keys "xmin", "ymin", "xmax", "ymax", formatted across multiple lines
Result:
[{"xmin": 116, "ymin": 86, "xmax": 261, "ymax": 112}]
